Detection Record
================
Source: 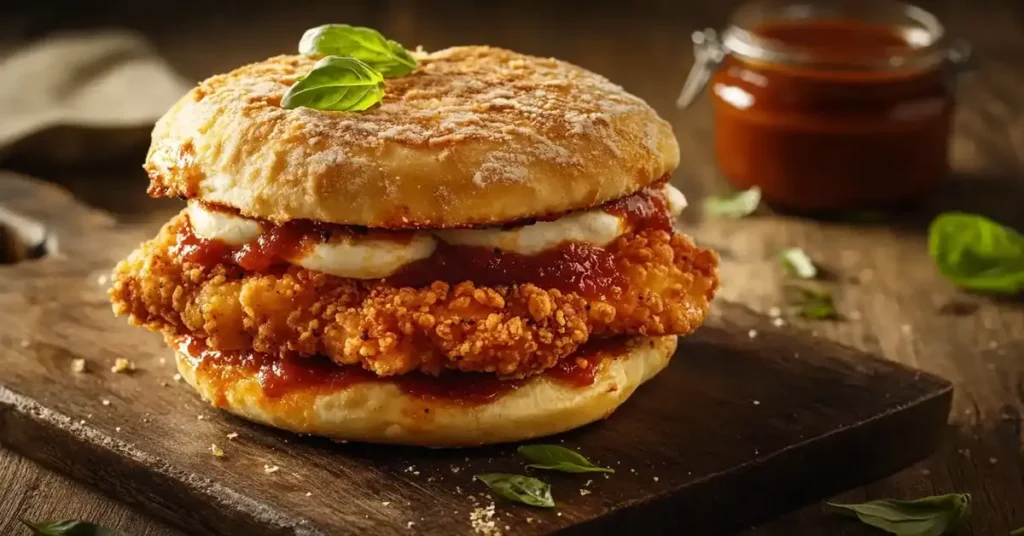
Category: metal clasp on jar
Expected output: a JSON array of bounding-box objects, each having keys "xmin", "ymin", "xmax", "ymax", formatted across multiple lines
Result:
[{"xmin": 676, "ymin": 28, "xmax": 726, "ymax": 110}]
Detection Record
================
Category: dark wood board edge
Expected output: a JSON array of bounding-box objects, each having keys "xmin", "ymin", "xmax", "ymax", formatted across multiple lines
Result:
[
  {"xmin": 1, "ymin": 374, "xmax": 953, "ymax": 536},
  {"xmin": 0, "ymin": 386, "xmax": 322, "ymax": 536},
  {"xmin": 563, "ymin": 383, "xmax": 953, "ymax": 536}
]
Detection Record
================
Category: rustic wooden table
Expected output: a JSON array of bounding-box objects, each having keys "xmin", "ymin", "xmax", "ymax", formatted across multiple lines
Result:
[{"xmin": 1, "ymin": 1, "xmax": 1022, "ymax": 534}]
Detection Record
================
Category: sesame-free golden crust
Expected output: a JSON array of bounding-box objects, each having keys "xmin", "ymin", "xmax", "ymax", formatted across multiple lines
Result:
[
  {"xmin": 176, "ymin": 335, "xmax": 676, "ymax": 446},
  {"xmin": 145, "ymin": 46, "xmax": 679, "ymax": 228}
]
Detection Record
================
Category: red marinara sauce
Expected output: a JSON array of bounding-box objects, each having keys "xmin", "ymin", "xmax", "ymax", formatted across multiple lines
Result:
[
  {"xmin": 174, "ymin": 183, "xmax": 674, "ymax": 301},
  {"xmin": 681, "ymin": 1, "xmax": 970, "ymax": 212},
  {"xmin": 387, "ymin": 184, "xmax": 672, "ymax": 299},
  {"xmin": 182, "ymin": 336, "xmax": 630, "ymax": 406}
]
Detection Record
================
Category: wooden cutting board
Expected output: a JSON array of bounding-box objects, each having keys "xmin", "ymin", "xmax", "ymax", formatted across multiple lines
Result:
[{"xmin": 0, "ymin": 173, "xmax": 952, "ymax": 536}]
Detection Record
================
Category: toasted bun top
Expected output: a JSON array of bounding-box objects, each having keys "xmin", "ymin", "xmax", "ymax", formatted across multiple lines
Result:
[{"xmin": 145, "ymin": 46, "xmax": 679, "ymax": 228}]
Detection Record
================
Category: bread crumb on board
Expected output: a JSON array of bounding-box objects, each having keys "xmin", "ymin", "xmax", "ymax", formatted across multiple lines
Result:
[
  {"xmin": 71, "ymin": 359, "xmax": 87, "ymax": 373},
  {"xmin": 110, "ymin": 358, "xmax": 135, "ymax": 373},
  {"xmin": 210, "ymin": 444, "xmax": 225, "ymax": 457},
  {"xmin": 470, "ymin": 503, "xmax": 500, "ymax": 535}
]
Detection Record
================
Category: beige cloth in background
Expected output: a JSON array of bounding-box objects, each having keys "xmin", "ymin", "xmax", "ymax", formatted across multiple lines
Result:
[{"xmin": 0, "ymin": 30, "xmax": 190, "ymax": 165}]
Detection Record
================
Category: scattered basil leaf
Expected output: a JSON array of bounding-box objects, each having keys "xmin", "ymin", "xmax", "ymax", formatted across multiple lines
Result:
[
  {"xmin": 298, "ymin": 24, "xmax": 416, "ymax": 77},
  {"xmin": 703, "ymin": 187, "xmax": 761, "ymax": 218},
  {"xmin": 475, "ymin": 473, "xmax": 555, "ymax": 508},
  {"xmin": 827, "ymin": 493, "xmax": 971, "ymax": 536},
  {"xmin": 786, "ymin": 285, "xmax": 838, "ymax": 320},
  {"xmin": 928, "ymin": 212, "xmax": 1024, "ymax": 294},
  {"xmin": 518, "ymin": 444, "xmax": 615, "ymax": 474},
  {"xmin": 20, "ymin": 519, "xmax": 122, "ymax": 536},
  {"xmin": 281, "ymin": 56, "xmax": 385, "ymax": 112},
  {"xmin": 779, "ymin": 248, "xmax": 818, "ymax": 279}
]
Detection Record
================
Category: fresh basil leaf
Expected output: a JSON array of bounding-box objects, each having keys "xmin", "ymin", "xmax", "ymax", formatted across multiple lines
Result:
[
  {"xmin": 281, "ymin": 56, "xmax": 384, "ymax": 112},
  {"xmin": 779, "ymin": 248, "xmax": 818, "ymax": 279},
  {"xmin": 475, "ymin": 473, "xmax": 554, "ymax": 508},
  {"xmin": 20, "ymin": 519, "xmax": 122, "ymax": 536},
  {"xmin": 827, "ymin": 493, "xmax": 971, "ymax": 536},
  {"xmin": 786, "ymin": 285, "xmax": 838, "ymax": 320},
  {"xmin": 518, "ymin": 444, "xmax": 614, "ymax": 474},
  {"xmin": 928, "ymin": 212, "xmax": 1024, "ymax": 294},
  {"xmin": 299, "ymin": 24, "xmax": 416, "ymax": 77},
  {"xmin": 703, "ymin": 187, "xmax": 761, "ymax": 219}
]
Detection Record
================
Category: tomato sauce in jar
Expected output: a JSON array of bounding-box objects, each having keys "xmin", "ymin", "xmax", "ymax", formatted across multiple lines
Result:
[{"xmin": 679, "ymin": 0, "xmax": 971, "ymax": 212}]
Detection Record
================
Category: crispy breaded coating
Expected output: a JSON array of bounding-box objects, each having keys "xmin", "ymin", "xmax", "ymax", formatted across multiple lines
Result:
[{"xmin": 110, "ymin": 214, "xmax": 718, "ymax": 378}]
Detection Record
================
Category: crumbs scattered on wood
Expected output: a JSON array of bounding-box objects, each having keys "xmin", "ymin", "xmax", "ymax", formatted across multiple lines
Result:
[
  {"xmin": 989, "ymin": 457, "xmax": 998, "ymax": 465},
  {"xmin": 71, "ymin": 359, "xmax": 87, "ymax": 373},
  {"xmin": 115, "ymin": 426, "xmax": 121, "ymax": 432},
  {"xmin": 197, "ymin": 414, "xmax": 205, "ymax": 420},
  {"xmin": 748, "ymin": 329, "xmax": 758, "ymax": 339},
  {"xmin": 767, "ymin": 306, "xmax": 781, "ymax": 318},
  {"xmin": 305, "ymin": 492, "xmax": 312, "ymax": 497},
  {"xmin": 469, "ymin": 503, "xmax": 499, "ymax": 536},
  {"xmin": 382, "ymin": 501, "xmax": 391, "ymax": 507},
  {"xmin": 210, "ymin": 444, "xmax": 224, "ymax": 457},
  {"xmin": 159, "ymin": 357, "xmax": 167, "ymax": 366},
  {"xmin": 264, "ymin": 464, "xmax": 280, "ymax": 474},
  {"xmin": 111, "ymin": 358, "xmax": 135, "ymax": 373},
  {"xmin": 653, "ymin": 476, "xmax": 659, "ymax": 482},
  {"xmin": 102, "ymin": 399, "xmax": 111, "ymax": 406},
  {"xmin": 173, "ymin": 373, "xmax": 182, "ymax": 382},
  {"xmin": 96, "ymin": 275, "xmax": 108, "ymax": 285},
  {"xmin": 584, "ymin": 479, "xmax": 592, "ymax": 487},
  {"xmin": 579, "ymin": 489, "xmax": 591, "ymax": 496},
  {"xmin": 753, "ymin": 400, "xmax": 761, "ymax": 406},
  {"xmin": 771, "ymin": 317, "xmax": 786, "ymax": 327},
  {"xmin": 227, "ymin": 432, "xmax": 239, "ymax": 440},
  {"xmin": 407, "ymin": 522, "xmax": 415, "ymax": 529}
]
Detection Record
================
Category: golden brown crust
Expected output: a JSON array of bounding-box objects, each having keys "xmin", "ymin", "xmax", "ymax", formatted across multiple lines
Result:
[
  {"xmin": 145, "ymin": 46, "xmax": 679, "ymax": 228},
  {"xmin": 176, "ymin": 335, "xmax": 676, "ymax": 447},
  {"xmin": 109, "ymin": 212, "xmax": 718, "ymax": 377}
]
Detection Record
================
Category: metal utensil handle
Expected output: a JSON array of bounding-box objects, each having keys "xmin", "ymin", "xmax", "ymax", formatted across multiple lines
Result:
[{"xmin": 677, "ymin": 28, "xmax": 726, "ymax": 110}]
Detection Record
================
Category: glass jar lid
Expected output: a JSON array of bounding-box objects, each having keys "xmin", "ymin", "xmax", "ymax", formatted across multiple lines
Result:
[{"xmin": 677, "ymin": 0, "xmax": 972, "ymax": 109}]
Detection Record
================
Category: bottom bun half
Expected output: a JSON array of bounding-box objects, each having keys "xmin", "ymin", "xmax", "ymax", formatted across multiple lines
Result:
[{"xmin": 176, "ymin": 336, "xmax": 676, "ymax": 447}]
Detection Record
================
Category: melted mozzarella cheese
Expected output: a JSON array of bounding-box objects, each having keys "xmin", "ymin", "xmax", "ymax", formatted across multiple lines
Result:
[
  {"xmin": 187, "ymin": 202, "xmax": 262, "ymax": 245},
  {"xmin": 185, "ymin": 184, "xmax": 686, "ymax": 278},
  {"xmin": 187, "ymin": 202, "xmax": 435, "ymax": 278},
  {"xmin": 437, "ymin": 184, "xmax": 688, "ymax": 255},
  {"xmin": 292, "ymin": 234, "xmax": 436, "ymax": 279},
  {"xmin": 663, "ymin": 183, "xmax": 688, "ymax": 218},
  {"xmin": 435, "ymin": 210, "xmax": 624, "ymax": 256}
]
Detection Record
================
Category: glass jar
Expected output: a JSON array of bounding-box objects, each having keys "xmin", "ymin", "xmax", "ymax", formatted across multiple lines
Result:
[{"xmin": 678, "ymin": 0, "xmax": 972, "ymax": 213}]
